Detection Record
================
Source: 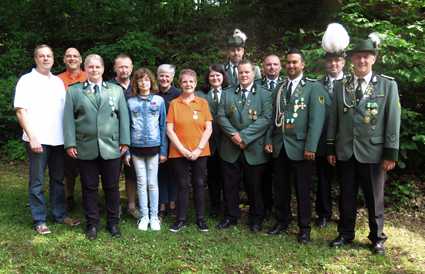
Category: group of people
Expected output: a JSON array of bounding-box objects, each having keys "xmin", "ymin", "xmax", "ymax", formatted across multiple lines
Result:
[{"xmin": 14, "ymin": 25, "xmax": 400, "ymax": 255}]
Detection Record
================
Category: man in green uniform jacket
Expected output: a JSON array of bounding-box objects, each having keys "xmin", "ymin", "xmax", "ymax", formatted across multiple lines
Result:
[
  {"xmin": 216, "ymin": 60, "xmax": 272, "ymax": 232},
  {"xmin": 255, "ymin": 54, "xmax": 285, "ymax": 218},
  {"xmin": 315, "ymin": 52, "xmax": 346, "ymax": 228},
  {"xmin": 327, "ymin": 37, "xmax": 400, "ymax": 255},
  {"xmin": 265, "ymin": 48, "xmax": 328, "ymax": 244},
  {"xmin": 63, "ymin": 54, "xmax": 130, "ymax": 240}
]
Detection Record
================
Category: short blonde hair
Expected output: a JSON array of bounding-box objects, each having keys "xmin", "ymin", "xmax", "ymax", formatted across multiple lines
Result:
[
  {"xmin": 178, "ymin": 69, "xmax": 197, "ymax": 83},
  {"xmin": 84, "ymin": 54, "xmax": 104, "ymax": 67}
]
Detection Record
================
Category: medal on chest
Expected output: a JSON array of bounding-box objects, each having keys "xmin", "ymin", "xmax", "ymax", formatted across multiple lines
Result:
[
  {"xmin": 248, "ymin": 109, "xmax": 257, "ymax": 121},
  {"xmin": 193, "ymin": 110, "xmax": 199, "ymax": 120},
  {"xmin": 364, "ymin": 102, "xmax": 379, "ymax": 125},
  {"xmin": 292, "ymin": 97, "xmax": 306, "ymax": 119}
]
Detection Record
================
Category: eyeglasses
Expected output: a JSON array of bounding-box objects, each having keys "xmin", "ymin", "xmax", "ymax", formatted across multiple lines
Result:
[{"xmin": 65, "ymin": 55, "xmax": 80, "ymax": 58}]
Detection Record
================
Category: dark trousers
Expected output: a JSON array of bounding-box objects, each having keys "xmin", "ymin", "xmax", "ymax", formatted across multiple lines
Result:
[
  {"xmin": 78, "ymin": 157, "xmax": 121, "ymax": 228},
  {"xmin": 315, "ymin": 155, "xmax": 335, "ymax": 219},
  {"xmin": 273, "ymin": 147, "xmax": 313, "ymax": 232},
  {"xmin": 172, "ymin": 157, "xmax": 207, "ymax": 222},
  {"xmin": 337, "ymin": 157, "xmax": 387, "ymax": 243},
  {"xmin": 158, "ymin": 160, "xmax": 177, "ymax": 204},
  {"xmin": 222, "ymin": 155, "xmax": 266, "ymax": 225},
  {"xmin": 206, "ymin": 153, "xmax": 223, "ymax": 214},
  {"xmin": 64, "ymin": 153, "xmax": 79, "ymax": 201},
  {"xmin": 262, "ymin": 161, "xmax": 274, "ymax": 213}
]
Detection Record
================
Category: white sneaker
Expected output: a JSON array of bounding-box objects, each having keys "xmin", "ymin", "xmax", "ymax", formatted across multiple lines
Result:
[
  {"xmin": 150, "ymin": 217, "xmax": 161, "ymax": 231},
  {"xmin": 137, "ymin": 216, "xmax": 149, "ymax": 231}
]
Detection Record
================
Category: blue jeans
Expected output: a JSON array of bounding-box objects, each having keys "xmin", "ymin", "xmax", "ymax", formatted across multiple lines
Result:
[
  {"xmin": 158, "ymin": 160, "xmax": 177, "ymax": 205},
  {"xmin": 26, "ymin": 143, "xmax": 67, "ymax": 225},
  {"xmin": 132, "ymin": 154, "xmax": 159, "ymax": 219}
]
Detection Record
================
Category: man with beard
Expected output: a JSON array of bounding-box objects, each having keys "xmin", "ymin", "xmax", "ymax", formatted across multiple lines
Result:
[{"xmin": 265, "ymin": 48, "xmax": 328, "ymax": 244}]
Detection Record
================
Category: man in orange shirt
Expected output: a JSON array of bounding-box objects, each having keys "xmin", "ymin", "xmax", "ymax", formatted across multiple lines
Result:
[
  {"xmin": 58, "ymin": 48, "xmax": 87, "ymax": 89},
  {"xmin": 58, "ymin": 47, "xmax": 87, "ymax": 210}
]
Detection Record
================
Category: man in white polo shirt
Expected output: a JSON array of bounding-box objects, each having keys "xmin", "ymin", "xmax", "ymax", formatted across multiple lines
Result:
[{"xmin": 14, "ymin": 44, "xmax": 79, "ymax": 235}]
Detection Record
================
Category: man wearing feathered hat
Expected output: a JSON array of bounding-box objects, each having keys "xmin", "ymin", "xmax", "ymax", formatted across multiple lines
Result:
[
  {"xmin": 224, "ymin": 29, "xmax": 261, "ymax": 86},
  {"xmin": 327, "ymin": 32, "xmax": 401, "ymax": 255},
  {"xmin": 315, "ymin": 23, "xmax": 349, "ymax": 229}
]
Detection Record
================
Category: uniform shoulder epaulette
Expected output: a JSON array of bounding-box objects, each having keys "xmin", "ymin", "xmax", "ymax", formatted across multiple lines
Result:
[
  {"xmin": 380, "ymin": 74, "xmax": 395, "ymax": 80},
  {"xmin": 305, "ymin": 77, "xmax": 318, "ymax": 82}
]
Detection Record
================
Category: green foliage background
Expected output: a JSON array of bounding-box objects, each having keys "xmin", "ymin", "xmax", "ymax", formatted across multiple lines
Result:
[{"xmin": 0, "ymin": 0, "xmax": 424, "ymax": 178}]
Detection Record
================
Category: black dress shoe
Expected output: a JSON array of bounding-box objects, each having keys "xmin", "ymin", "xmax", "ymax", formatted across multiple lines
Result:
[
  {"xmin": 315, "ymin": 217, "xmax": 329, "ymax": 228},
  {"xmin": 250, "ymin": 223, "xmax": 262, "ymax": 233},
  {"xmin": 196, "ymin": 219, "xmax": 209, "ymax": 232},
  {"xmin": 329, "ymin": 235, "xmax": 353, "ymax": 247},
  {"xmin": 216, "ymin": 218, "xmax": 237, "ymax": 229},
  {"xmin": 169, "ymin": 221, "xmax": 186, "ymax": 233},
  {"xmin": 107, "ymin": 225, "xmax": 121, "ymax": 238},
  {"xmin": 372, "ymin": 241, "xmax": 385, "ymax": 255},
  {"xmin": 267, "ymin": 223, "xmax": 288, "ymax": 235},
  {"xmin": 297, "ymin": 232, "xmax": 311, "ymax": 244},
  {"xmin": 86, "ymin": 226, "xmax": 97, "ymax": 241}
]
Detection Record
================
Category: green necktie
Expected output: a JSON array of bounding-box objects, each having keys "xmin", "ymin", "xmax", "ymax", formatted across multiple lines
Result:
[
  {"xmin": 94, "ymin": 84, "xmax": 101, "ymax": 106},
  {"xmin": 285, "ymin": 82, "xmax": 292, "ymax": 103},
  {"xmin": 241, "ymin": 89, "xmax": 247, "ymax": 106},
  {"xmin": 355, "ymin": 78, "xmax": 364, "ymax": 104},
  {"xmin": 232, "ymin": 65, "xmax": 238, "ymax": 81},
  {"xmin": 213, "ymin": 89, "xmax": 219, "ymax": 103}
]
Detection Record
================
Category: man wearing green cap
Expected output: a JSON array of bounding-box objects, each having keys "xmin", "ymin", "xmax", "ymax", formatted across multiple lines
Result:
[
  {"xmin": 327, "ymin": 36, "xmax": 401, "ymax": 254},
  {"xmin": 224, "ymin": 29, "xmax": 261, "ymax": 86}
]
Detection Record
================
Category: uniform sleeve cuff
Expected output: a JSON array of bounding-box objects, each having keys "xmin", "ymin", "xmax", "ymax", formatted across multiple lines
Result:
[{"xmin": 383, "ymin": 148, "xmax": 398, "ymax": 161}]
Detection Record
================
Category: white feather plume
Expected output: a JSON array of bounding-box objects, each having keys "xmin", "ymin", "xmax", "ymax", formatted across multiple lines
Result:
[
  {"xmin": 368, "ymin": 32, "xmax": 382, "ymax": 48},
  {"xmin": 321, "ymin": 23, "xmax": 350, "ymax": 53},
  {"xmin": 233, "ymin": 29, "xmax": 247, "ymax": 42}
]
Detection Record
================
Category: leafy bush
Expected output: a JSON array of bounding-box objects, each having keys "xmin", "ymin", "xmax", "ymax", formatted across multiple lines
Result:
[
  {"xmin": 398, "ymin": 108, "xmax": 425, "ymax": 172},
  {"xmin": 385, "ymin": 178, "xmax": 420, "ymax": 208},
  {"xmin": 0, "ymin": 77, "xmax": 19, "ymax": 145},
  {"xmin": 85, "ymin": 31, "xmax": 163, "ymax": 77},
  {"xmin": 1, "ymin": 139, "xmax": 26, "ymax": 161}
]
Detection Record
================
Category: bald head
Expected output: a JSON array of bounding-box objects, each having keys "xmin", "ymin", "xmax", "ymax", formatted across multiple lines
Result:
[
  {"xmin": 263, "ymin": 55, "xmax": 281, "ymax": 80},
  {"xmin": 63, "ymin": 47, "xmax": 82, "ymax": 72}
]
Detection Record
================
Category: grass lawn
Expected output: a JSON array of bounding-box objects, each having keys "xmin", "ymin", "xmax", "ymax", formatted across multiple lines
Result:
[{"xmin": 0, "ymin": 162, "xmax": 424, "ymax": 273}]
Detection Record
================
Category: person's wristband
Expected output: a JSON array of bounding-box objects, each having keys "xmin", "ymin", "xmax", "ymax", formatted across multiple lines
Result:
[{"xmin": 197, "ymin": 146, "xmax": 204, "ymax": 150}]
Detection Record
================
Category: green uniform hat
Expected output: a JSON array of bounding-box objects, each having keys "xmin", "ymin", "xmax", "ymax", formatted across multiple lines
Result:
[
  {"xmin": 227, "ymin": 36, "xmax": 245, "ymax": 48},
  {"xmin": 348, "ymin": 33, "xmax": 381, "ymax": 55},
  {"xmin": 321, "ymin": 23, "xmax": 349, "ymax": 59},
  {"xmin": 227, "ymin": 28, "xmax": 247, "ymax": 48},
  {"xmin": 348, "ymin": 39, "xmax": 377, "ymax": 55}
]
